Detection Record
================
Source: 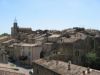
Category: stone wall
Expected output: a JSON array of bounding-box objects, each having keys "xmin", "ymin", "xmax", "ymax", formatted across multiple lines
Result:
[{"xmin": 33, "ymin": 63, "xmax": 60, "ymax": 75}]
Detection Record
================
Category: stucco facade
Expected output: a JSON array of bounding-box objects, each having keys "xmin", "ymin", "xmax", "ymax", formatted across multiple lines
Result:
[{"xmin": 9, "ymin": 43, "xmax": 42, "ymax": 65}]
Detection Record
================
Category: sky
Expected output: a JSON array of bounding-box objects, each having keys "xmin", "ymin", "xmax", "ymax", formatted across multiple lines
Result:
[{"xmin": 0, "ymin": 0, "xmax": 100, "ymax": 34}]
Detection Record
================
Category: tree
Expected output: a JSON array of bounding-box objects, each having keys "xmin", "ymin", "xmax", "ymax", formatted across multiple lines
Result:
[
  {"xmin": 86, "ymin": 51, "xmax": 97, "ymax": 65},
  {"xmin": 83, "ymin": 51, "xmax": 100, "ymax": 70},
  {"xmin": 0, "ymin": 33, "xmax": 9, "ymax": 37}
]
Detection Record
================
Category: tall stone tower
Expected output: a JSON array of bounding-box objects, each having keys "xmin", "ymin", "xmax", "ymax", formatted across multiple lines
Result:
[{"xmin": 11, "ymin": 18, "xmax": 18, "ymax": 38}]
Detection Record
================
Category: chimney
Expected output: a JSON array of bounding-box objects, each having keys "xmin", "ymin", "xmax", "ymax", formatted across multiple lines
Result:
[
  {"xmin": 83, "ymin": 71, "xmax": 86, "ymax": 75},
  {"xmin": 56, "ymin": 60, "xmax": 59, "ymax": 66},
  {"xmin": 68, "ymin": 60, "xmax": 71, "ymax": 70},
  {"xmin": 87, "ymin": 67, "xmax": 91, "ymax": 74}
]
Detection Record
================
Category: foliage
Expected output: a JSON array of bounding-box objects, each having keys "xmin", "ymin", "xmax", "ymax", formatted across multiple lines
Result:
[
  {"xmin": 86, "ymin": 51, "xmax": 97, "ymax": 64},
  {"xmin": 82, "ymin": 51, "xmax": 100, "ymax": 70},
  {"xmin": 0, "ymin": 33, "xmax": 9, "ymax": 37}
]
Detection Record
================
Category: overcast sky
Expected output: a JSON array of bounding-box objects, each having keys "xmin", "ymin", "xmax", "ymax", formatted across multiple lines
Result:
[{"xmin": 0, "ymin": 0, "xmax": 100, "ymax": 34}]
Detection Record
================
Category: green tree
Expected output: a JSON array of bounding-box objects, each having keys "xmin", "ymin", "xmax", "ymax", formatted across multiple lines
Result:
[
  {"xmin": 83, "ymin": 51, "xmax": 100, "ymax": 70},
  {"xmin": 86, "ymin": 51, "xmax": 97, "ymax": 65},
  {"xmin": 0, "ymin": 33, "xmax": 9, "ymax": 36}
]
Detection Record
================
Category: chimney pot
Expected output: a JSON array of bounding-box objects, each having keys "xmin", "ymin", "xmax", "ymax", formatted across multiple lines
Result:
[
  {"xmin": 83, "ymin": 71, "xmax": 86, "ymax": 75},
  {"xmin": 56, "ymin": 60, "xmax": 58, "ymax": 66},
  {"xmin": 87, "ymin": 67, "xmax": 90, "ymax": 74},
  {"xmin": 68, "ymin": 60, "xmax": 71, "ymax": 70}
]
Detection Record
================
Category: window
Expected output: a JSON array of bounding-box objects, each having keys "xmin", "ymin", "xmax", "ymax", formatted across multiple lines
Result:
[{"xmin": 75, "ymin": 51, "xmax": 79, "ymax": 56}]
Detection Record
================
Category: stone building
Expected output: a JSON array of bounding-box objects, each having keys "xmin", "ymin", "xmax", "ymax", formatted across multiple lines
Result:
[
  {"xmin": 56, "ymin": 32, "xmax": 92, "ymax": 65},
  {"xmin": 8, "ymin": 43, "xmax": 42, "ymax": 65},
  {"xmin": 35, "ymin": 37, "xmax": 45, "ymax": 45},
  {"xmin": 0, "ymin": 49, "xmax": 8, "ymax": 64},
  {"xmin": 48, "ymin": 34, "xmax": 60, "ymax": 42},
  {"xmin": 26, "ymin": 34, "xmax": 36, "ymax": 43},
  {"xmin": 0, "ymin": 36, "xmax": 11, "ymax": 64},
  {"xmin": 0, "ymin": 36, "xmax": 11, "ymax": 48},
  {"xmin": 33, "ymin": 59, "xmax": 100, "ymax": 75},
  {"xmin": 11, "ymin": 19, "xmax": 33, "ymax": 41},
  {"xmin": 1, "ymin": 39, "xmax": 16, "ymax": 52},
  {"xmin": 41, "ymin": 43, "xmax": 53, "ymax": 57}
]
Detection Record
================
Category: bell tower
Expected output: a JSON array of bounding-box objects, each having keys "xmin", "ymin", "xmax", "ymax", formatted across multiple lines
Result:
[
  {"xmin": 13, "ymin": 18, "xmax": 18, "ymax": 28},
  {"xmin": 11, "ymin": 18, "xmax": 18, "ymax": 38}
]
